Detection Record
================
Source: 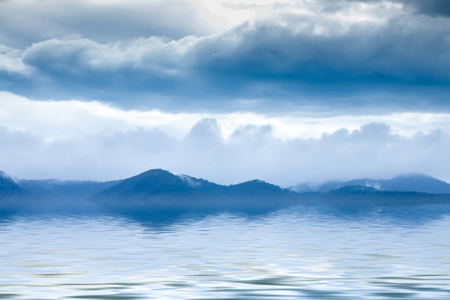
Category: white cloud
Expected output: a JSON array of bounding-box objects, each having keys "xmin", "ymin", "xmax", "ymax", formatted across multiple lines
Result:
[
  {"xmin": 1, "ymin": 92, "xmax": 450, "ymax": 185},
  {"xmin": 0, "ymin": 45, "xmax": 30, "ymax": 74},
  {"xmin": 3, "ymin": 91, "xmax": 450, "ymax": 140}
]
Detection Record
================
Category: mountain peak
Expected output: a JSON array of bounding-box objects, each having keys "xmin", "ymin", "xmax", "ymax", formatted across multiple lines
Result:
[
  {"xmin": 383, "ymin": 173, "xmax": 450, "ymax": 193},
  {"xmin": 228, "ymin": 179, "xmax": 287, "ymax": 196},
  {"xmin": 0, "ymin": 170, "xmax": 14, "ymax": 181},
  {"xmin": 96, "ymin": 169, "xmax": 225, "ymax": 200},
  {"xmin": 94, "ymin": 169, "xmax": 294, "ymax": 205},
  {"xmin": 136, "ymin": 169, "xmax": 174, "ymax": 178}
]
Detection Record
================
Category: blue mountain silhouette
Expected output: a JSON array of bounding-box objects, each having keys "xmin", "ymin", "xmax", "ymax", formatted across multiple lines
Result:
[
  {"xmin": 292, "ymin": 173, "xmax": 450, "ymax": 194},
  {"xmin": 0, "ymin": 171, "xmax": 23, "ymax": 196}
]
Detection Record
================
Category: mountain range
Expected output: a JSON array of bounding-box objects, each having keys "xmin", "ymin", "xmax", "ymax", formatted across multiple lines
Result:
[
  {"xmin": 1, "ymin": 169, "xmax": 450, "ymax": 211},
  {"xmin": 94, "ymin": 169, "xmax": 296, "ymax": 210},
  {"xmin": 289, "ymin": 173, "xmax": 450, "ymax": 194}
]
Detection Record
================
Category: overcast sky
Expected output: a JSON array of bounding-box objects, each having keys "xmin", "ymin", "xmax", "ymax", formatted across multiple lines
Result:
[{"xmin": 1, "ymin": 0, "xmax": 450, "ymax": 185}]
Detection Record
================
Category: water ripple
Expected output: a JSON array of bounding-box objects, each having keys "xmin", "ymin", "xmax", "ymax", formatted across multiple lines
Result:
[{"xmin": 0, "ymin": 207, "xmax": 449, "ymax": 299}]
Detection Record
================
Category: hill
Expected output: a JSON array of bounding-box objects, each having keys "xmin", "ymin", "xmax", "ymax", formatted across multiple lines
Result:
[
  {"xmin": 291, "ymin": 173, "xmax": 450, "ymax": 194},
  {"xmin": 94, "ymin": 169, "xmax": 295, "ymax": 210}
]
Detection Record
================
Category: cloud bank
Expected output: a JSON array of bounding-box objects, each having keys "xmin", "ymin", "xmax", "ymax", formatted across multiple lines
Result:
[
  {"xmin": 1, "ymin": 92, "xmax": 449, "ymax": 186},
  {"xmin": 1, "ymin": 117, "xmax": 448, "ymax": 187},
  {"xmin": 0, "ymin": 0, "xmax": 449, "ymax": 113}
]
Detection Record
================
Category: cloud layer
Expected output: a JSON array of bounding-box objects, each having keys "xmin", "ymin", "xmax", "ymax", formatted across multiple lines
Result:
[
  {"xmin": 0, "ymin": 0, "xmax": 450, "ymax": 113},
  {"xmin": 2, "ymin": 116, "xmax": 449, "ymax": 186}
]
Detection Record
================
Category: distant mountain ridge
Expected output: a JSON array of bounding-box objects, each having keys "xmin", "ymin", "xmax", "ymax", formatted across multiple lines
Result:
[
  {"xmin": 96, "ymin": 169, "xmax": 223, "ymax": 199},
  {"xmin": 2, "ymin": 169, "xmax": 450, "ymax": 211},
  {"xmin": 2, "ymin": 169, "xmax": 450, "ymax": 197},
  {"xmin": 95, "ymin": 169, "xmax": 294, "ymax": 207},
  {"xmin": 290, "ymin": 173, "xmax": 450, "ymax": 194},
  {"xmin": 93, "ymin": 170, "xmax": 450, "ymax": 210}
]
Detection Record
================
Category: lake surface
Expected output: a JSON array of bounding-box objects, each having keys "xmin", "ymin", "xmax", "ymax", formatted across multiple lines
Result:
[{"xmin": 1, "ymin": 205, "xmax": 450, "ymax": 299}]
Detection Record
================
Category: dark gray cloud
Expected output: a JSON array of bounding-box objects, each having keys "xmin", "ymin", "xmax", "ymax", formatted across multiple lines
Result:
[
  {"xmin": 378, "ymin": 0, "xmax": 450, "ymax": 17},
  {"xmin": 192, "ymin": 14, "xmax": 450, "ymax": 108},
  {"xmin": 410, "ymin": 0, "xmax": 450, "ymax": 17},
  {"xmin": 1, "ymin": 1, "xmax": 450, "ymax": 114},
  {"xmin": 338, "ymin": 0, "xmax": 450, "ymax": 17}
]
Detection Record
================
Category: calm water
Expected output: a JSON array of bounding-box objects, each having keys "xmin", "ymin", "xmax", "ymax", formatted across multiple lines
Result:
[{"xmin": 1, "ymin": 205, "xmax": 450, "ymax": 299}]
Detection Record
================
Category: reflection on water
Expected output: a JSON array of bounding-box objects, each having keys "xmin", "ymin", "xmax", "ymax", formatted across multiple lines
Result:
[{"xmin": 0, "ymin": 206, "xmax": 450, "ymax": 299}]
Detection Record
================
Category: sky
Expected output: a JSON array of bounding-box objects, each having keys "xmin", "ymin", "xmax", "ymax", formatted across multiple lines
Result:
[{"xmin": 1, "ymin": 0, "xmax": 450, "ymax": 186}]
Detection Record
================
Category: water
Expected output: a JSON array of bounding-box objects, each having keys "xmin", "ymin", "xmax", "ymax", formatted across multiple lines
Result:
[{"xmin": 1, "ymin": 205, "xmax": 450, "ymax": 299}]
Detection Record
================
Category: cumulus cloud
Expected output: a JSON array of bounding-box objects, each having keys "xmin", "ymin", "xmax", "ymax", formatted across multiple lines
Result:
[{"xmin": 0, "ymin": 45, "xmax": 29, "ymax": 74}]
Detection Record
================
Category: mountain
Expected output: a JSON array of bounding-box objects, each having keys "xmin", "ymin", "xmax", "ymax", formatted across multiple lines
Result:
[
  {"xmin": 228, "ymin": 180, "xmax": 289, "ymax": 197},
  {"xmin": 380, "ymin": 174, "xmax": 450, "ymax": 193},
  {"xmin": 0, "ymin": 171, "xmax": 24, "ymax": 197},
  {"xmin": 96, "ymin": 169, "xmax": 294, "ymax": 199},
  {"xmin": 94, "ymin": 169, "xmax": 296, "ymax": 210},
  {"xmin": 292, "ymin": 173, "xmax": 450, "ymax": 194},
  {"xmin": 96, "ymin": 169, "xmax": 224, "ymax": 199},
  {"xmin": 2, "ymin": 168, "xmax": 450, "ymax": 213},
  {"xmin": 0, "ymin": 170, "xmax": 28, "ymax": 211}
]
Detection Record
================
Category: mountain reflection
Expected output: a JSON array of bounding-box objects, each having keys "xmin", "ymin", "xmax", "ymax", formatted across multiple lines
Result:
[{"xmin": 0, "ymin": 206, "xmax": 450, "ymax": 299}]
